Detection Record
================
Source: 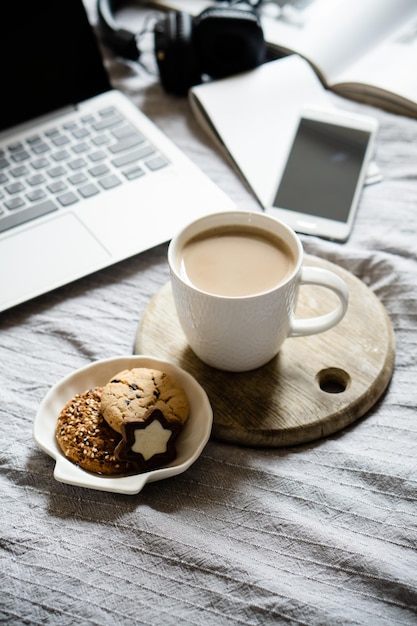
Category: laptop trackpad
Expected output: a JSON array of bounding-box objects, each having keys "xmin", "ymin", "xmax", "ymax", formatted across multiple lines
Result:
[{"xmin": 1, "ymin": 212, "xmax": 110, "ymax": 308}]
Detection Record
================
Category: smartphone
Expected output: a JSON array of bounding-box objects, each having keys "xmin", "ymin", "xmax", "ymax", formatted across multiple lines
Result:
[{"xmin": 268, "ymin": 107, "xmax": 378, "ymax": 241}]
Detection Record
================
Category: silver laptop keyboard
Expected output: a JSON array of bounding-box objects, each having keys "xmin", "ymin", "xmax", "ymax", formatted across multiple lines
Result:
[{"xmin": 0, "ymin": 106, "xmax": 170, "ymax": 235}]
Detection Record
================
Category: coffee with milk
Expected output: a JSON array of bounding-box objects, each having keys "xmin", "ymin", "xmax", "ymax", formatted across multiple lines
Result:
[{"xmin": 178, "ymin": 225, "xmax": 296, "ymax": 297}]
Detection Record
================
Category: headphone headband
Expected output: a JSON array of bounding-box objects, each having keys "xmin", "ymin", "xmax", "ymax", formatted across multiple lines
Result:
[{"xmin": 97, "ymin": 0, "xmax": 141, "ymax": 60}]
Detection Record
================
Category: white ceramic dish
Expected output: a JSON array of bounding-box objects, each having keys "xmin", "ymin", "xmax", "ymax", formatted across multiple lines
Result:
[{"xmin": 33, "ymin": 355, "xmax": 213, "ymax": 495}]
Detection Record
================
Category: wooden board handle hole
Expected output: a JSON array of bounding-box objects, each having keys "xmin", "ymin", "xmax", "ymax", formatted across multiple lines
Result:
[{"xmin": 317, "ymin": 368, "xmax": 351, "ymax": 394}]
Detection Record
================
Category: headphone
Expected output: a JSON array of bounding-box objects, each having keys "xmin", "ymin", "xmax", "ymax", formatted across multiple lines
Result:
[{"xmin": 97, "ymin": 0, "xmax": 266, "ymax": 96}]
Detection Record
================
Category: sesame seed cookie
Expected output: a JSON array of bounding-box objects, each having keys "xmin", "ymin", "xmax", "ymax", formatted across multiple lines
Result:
[
  {"xmin": 100, "ymin": 368, "xmax": 189, "ymax": 435},
  {"xmin": 55, "ymin": 387, "xmax": 136, "ymax": 476}
]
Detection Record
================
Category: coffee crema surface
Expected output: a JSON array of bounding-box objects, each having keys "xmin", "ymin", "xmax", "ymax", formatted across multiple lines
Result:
[{"xmin": 179, "ymin": 225, "xmax": 296, "ymax": 297}]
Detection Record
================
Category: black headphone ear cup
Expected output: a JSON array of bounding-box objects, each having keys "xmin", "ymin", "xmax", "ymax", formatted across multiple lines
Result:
[
  {"xmin": 194, "ymin": 6, "xmax": 265, "ymax": 79},
  {"xmin": 154, "ymin": 11, "xmax": 202, "ymax": 96}
]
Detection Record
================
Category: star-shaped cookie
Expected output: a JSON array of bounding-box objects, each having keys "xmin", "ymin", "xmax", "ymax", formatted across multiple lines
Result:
[{"xmin": 115, "ymin": 407, "xmax": 182, "ymax": 471}]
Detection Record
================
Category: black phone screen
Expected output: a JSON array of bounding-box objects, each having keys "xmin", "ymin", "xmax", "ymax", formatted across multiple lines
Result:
[{"xmin": 273, "ymin": 117, "xmax": 371, "ymax": 223}]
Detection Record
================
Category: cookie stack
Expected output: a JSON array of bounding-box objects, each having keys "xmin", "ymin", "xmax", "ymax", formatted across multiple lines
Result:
[{"xmin": 56, "ymin": 368, "xmax": 190, "ymax": 476}]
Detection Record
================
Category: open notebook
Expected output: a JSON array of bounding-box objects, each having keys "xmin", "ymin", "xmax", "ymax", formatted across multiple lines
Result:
[{"xmin": 0, "ymin": 0, "xmax": 234, "ymax": 313}]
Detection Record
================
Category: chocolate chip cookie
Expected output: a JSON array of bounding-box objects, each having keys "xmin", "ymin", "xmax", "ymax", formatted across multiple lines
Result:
[{"xmin": 100, "ymin": 368, "xmax": 189, "ymax": 435}]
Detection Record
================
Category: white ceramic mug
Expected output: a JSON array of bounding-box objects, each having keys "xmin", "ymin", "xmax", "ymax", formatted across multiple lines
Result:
[{"xmin": 168, "ymin": 211, "xmax": 348, "ymax": 372}]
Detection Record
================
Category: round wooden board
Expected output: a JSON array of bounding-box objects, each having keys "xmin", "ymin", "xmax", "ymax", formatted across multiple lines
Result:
[{"xmin": 134, "ymin": 255, "xmax": 395, "ymax": 447}]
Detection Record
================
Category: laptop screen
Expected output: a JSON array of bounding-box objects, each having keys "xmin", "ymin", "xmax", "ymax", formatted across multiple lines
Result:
[{"xmin": 1, "ymin": 0, "xmax": 111, "ymax": 131}]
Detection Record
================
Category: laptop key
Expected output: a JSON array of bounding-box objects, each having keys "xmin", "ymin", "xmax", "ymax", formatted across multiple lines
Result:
[
  {"xmin": 7, "ymin": 141, "xmax": 24, "ymax": 152},
  {"xmin": 5, "ymin": 181, "xmax": 25, "ymax": 195},
  {"xmin": 11, "ymin": 150, "xmax": 31, "ymax": 163},
  {"xmin": 68, "ymin": 172, "xmax": 88, "ymax": 185},
  {"xmin": 51, "ymin": 135, "xmax": 71, "ymax": 147},
  {"xmin": 4, "ymin": 196, "xmax": 26, "ymax": 210},
  {"xmin": 108, "ymin": 134, "xmax": 145, "ymax": 154},
  {"xmin": 72, "ymin": 142, "xmax": 89, "ymax": 154},
  {"xmin": 122, "ymin": 166, "xmax": 145, "ymax": 180},
  {"xmin": 68, "ymin": 158, "xmax": 87, "ymax": 170},
  {"xmin": 93, "ymin": 115, "xmax": 123, "ymax": 131},
  {"xmin": 52, "ymin": 149, "xmax": 71, "ymax": 161},
  {"xmin": 111, "ymin": 145, "xmax": 156, "ymax": 168},
  {"xmin": 99, "ymin": 107, "xmax": 118, "ymax": 117},
  {"xmin": 57, "ymin": 191, "xmax": 79, "ymax": 207},
  {"xmin": 26, "ymin": 134, "xmax": 43, "ymax": 145},
  {"xmin": 31, "ymin": 142, "xmax": 50, "ymax": 154},
  {"xmin": 47, "ymin": 165, "xmax": 67, "ymax": 178},
  {"xmin": 89, "ymin": 164, "xmax": 110, "ymax": 177},
  {"xmin": 10, "ymin": 165, "xmax": 30, "ymax": 178},
  {"xmin": 78, "ymin": 183, "xmax": 99, "ymax": 198},
  {"xmin": 26, "ymin": 189, "xmax": 47, "ymax": 202},
  {"xmin": 48, "ymin": 181, "xmax": 68, "ymax": 194},
  {"xmin": 27, "ymin": 173, "xmax": 46, "ymax": 186},
  {"xmin": 88, "ymin": 150, "xmax": 107, "ymax": 163},
  {"xmin": 91, "ymin": 134, "xmax": 111, "ymax": 146},
  {"xmin": 0, "ymin": 199, "xmax": 57, "ymax": 234},
  {"xmin": 72, "ymin": 128, "xmax": 90, "ymax": 139},
  {"xmin": 112, "ymin": 124, "xmax": 142, "ymax": 140},
  {"xmin": 98, "ymin": 174, "xmax": 121, "ymax": 190},
  {"xmin": 146, "ymin": 155, "xmax": 170, "ymax": 171},
  {"xmin": 31, "ymin": 157, "xmax": 49, "ymax": 170}
]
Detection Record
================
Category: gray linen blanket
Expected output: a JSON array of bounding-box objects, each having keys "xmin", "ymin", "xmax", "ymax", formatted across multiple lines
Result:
[{"xmin": 1, "ymin": 1, "xmax": 416, "ymax": 624}]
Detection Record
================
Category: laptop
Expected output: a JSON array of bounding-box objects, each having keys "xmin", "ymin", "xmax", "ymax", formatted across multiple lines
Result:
[{"xmin": 0, "ymin": 0, "xmax": 234, "ymax": 313}]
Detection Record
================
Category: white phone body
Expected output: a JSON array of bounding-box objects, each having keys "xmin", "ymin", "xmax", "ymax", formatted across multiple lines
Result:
[{"xmin": 268, "ymin": 107, "xmax": 379, "ymax": 242}]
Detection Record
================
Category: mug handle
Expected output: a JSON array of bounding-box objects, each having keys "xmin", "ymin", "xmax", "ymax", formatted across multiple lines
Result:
[{"xmin": 289, "ymin": 266, "xmax": 349, "ymax": 337}]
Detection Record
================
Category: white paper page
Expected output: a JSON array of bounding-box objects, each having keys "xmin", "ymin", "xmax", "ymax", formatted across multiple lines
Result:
[
  {"xmin": 261, "ymin": 0, "xmax": 342, "ymax": 58},
  {"xmin": 263, "ymin": 0, "xmax": 417, "ymax": 85},
  {"xmin": 333, "ymin": 19, "xmax": 417, "ymax": 107},
  {"xmin": 189, "ymin": 55, "xmax": 332, "ymax": 208}
]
